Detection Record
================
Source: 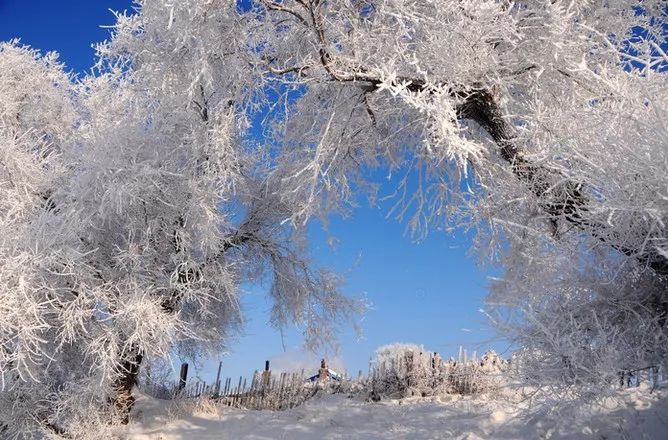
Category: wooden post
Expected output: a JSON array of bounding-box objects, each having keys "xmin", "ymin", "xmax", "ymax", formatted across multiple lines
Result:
[
  {"xmin": 277, "ymin": 373, "xmax": 287, "ymax": 410},
  {"xmin": 236, "ymin": 376, "xmax": 243, "ymax": 405},
  {"xmin": 262, "ymin": 360, "xmax": 271, "ymax": 388},
  {"xmin": 178, "ymin": 363, "xmax": 188, "ymax": 391},
  {"xmin": 214, "ymin": 361, "xmax": 223, "ymax": 397},
  {"xmin": 241, "ymin": 378, "xmax": 247, "ymax": 406},
  {"xmin": 249, "ymin": 371, "xmax": 258, "ymax": 409}
]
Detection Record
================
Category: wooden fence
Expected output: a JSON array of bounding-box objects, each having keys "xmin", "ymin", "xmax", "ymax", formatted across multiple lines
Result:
[
  {"xmin": 138, "ymin": 349, "xmax": 667, "ymax": 410},
  {"xmin": 139, "ymin": 363, "xmax": 318, "ymax": 410},
  {"xmin": 619, "ymin": 365, "xmax": 666, "ymax": 390}
]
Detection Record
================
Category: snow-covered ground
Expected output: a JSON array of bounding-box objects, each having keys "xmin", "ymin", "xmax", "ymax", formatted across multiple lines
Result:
[{"xmin": 121, "ymin": 386, "xmax": 668, "ymax": 439}]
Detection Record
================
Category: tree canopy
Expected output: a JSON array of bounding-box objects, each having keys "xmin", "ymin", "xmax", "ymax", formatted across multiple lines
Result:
[{"xmin": 0, "ymin": 0, "xmax": 666, "ymax": 436}]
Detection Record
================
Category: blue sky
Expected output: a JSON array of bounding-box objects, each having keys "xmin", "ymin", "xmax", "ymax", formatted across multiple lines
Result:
[{"xmin": 0, "ymin": 0, "xmax": 504, "ymax": 381}]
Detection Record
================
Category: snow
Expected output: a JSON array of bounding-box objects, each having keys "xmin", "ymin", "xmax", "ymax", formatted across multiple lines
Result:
[{"xmin": 120, "ymin": 386, "xmax": 668, "ymax": 439}]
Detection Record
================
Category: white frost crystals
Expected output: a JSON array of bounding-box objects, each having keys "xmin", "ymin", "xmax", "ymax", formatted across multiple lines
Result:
[
  {"xmin": 1, "ymin": 0, "xmax": 667, "ymax": 438},
  {"xmin": 0, "ymin": 3, "xmax": 360, "ymax": 435},
  {"xmin": 247, "ymin": 0, "xmax": 668, "ymax": 404}
]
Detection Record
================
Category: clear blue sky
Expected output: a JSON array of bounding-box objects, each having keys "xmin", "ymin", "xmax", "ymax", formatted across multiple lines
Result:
[{"xmin": 0, "ymin": 0, "xmax": 505, "ymax": 382}]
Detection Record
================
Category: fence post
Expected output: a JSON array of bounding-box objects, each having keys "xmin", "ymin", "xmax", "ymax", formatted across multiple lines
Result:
[
  {"xmin": 214, "ymin": 361, "xmax": 223, "ymax": 397},
  {"xmin": 262, "ymin": 360, "xmax": 271, "ymax": 389},
  {"xmin": 178, "ymin": 362, "xmax": 189, "ymax": 391},
  {"xmin": 224, "ymin": 377, "xmax": 231, "ymax": 398},
  {"xmin": 234, "ymin": 376, "xmax": 242, "ymax": 406}
]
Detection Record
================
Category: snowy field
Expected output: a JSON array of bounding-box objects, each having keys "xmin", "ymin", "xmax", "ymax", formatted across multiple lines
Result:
[{"xmin": 120, "ymin": 387, "xmax": 668, "ymax": 440}]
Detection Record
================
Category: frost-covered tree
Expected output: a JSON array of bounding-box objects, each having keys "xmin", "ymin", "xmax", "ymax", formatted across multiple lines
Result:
[
  {"xmin": 0, "ymin": 42, "xmax": 79, "ymax": 436},
  {"xmin": 0, "ymin": 7, "xmax": 359, "ymax": 435},
  {"xmin": 369, "ymin": 344, "xmax": 506, "ymax": 398},
  {"xmin": 241, "ymin": 0, "xmax": 667, "ymax": 400},
  {"xmin": 2, "ymin": 0, "xmax": 667, "ymax": 435}
]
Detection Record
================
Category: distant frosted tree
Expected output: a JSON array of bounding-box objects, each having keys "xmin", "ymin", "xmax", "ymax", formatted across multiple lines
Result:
[{"xmin": 369, "ymin": 344, "xmax": 506, "ymax": 398}]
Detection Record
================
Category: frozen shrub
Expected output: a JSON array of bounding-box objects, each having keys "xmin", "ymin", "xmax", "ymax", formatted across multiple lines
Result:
[{"xmin": 369, "ymin": 344, "xmax": 506, "ymax": 399}]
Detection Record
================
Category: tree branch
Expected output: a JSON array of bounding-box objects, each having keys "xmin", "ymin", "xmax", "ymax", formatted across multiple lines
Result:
[{"xmin": 258, "ymin": 1, "xmax": 668, "ymax": 276}]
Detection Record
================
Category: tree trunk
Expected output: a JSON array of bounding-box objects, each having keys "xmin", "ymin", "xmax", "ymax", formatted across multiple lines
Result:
[{"xmin": 113, "ymin": 344, "xmax": 143, "ymax": 424}]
